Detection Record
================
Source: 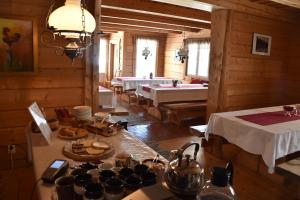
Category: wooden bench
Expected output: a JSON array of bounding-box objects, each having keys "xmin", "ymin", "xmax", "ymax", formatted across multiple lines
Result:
[
  {"xmin": 276, "ymin": 157, "xmax": 300, "ymax": 199},
  {"xmin": 163, "ymin": 102, "xmax": 207, "ymax": 125}
]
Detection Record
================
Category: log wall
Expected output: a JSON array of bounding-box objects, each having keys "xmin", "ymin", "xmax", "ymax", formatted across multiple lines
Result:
[
  {"xmin": 208, "ymin": 9, "xmax": 297, "ymax": 115},
  {"xmin": 0, "ymin": 0, "xmax": 86, "ymax": 169},
  {"xmin": 284, "ymin": 27, "xmax": 300, "ymax": 102}
]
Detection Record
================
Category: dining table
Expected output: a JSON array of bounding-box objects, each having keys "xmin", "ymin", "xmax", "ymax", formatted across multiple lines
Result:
[
  {"xmin": 26, "ymin": 125, "xmax": 168, "ymax": 200},
  {"xmin": 111, "ymin": 77, "xmax": 173, "ymax": 91},
  {"xmin": 98, "ymin": 86, "xmax": 113, "ymax": 107},
  {"xmin": 136, "ymin": 84, "xmax": 208, "ymax": 107},
  {"xmin": 205, "ymin": 106, "xmax": 300, "ymax": 173}
]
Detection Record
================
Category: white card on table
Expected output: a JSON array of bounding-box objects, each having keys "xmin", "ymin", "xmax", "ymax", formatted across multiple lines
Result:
[{"xmin": 28, "ymin": 102, "xmax": 52, "ymax": 144}]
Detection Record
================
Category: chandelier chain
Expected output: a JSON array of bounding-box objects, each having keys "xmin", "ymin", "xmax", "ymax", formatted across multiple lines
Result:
[{"xmin": 81, "ymin": 0, "xmax": 86, "ymax": 33}]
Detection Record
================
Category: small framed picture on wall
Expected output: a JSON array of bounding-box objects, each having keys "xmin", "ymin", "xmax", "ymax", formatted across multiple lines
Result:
[{"xmin": 252, "ymin": 33, "xmax": 272, "ymax": 56}]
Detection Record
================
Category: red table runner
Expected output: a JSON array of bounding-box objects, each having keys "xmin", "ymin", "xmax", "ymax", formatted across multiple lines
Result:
[
  {"xmin": 236, "ymin": 111, "xmax": 300, "ymax": 126},
  {"xmin": 142, "ymin": 86, "xmax": 151, "ymax": 92}
]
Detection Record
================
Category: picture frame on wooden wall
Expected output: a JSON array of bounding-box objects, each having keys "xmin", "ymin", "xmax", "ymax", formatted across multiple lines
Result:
[
  {"xmin": 252, "ymin": 33, "xmax": 272, "ymax": 56},
  {"xmin": 0, "ymin": 16, "xmax": 38, "ymax": 74}
]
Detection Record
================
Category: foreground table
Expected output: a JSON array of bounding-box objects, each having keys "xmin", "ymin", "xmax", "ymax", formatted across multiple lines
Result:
[
  {"xmin": 136, "ymin": 84, "xmax": 208, "ymax": 107},
  {"xmin": 27, "ymin": 127, "xmax": 167, "ymax": 200},
  {"xmin": 111, "ymin": 77, "xmax": 173, "ymax": 91},
  {"xmin": 206, "ymin": 106, "xmax": 300, "ymax": 173}
]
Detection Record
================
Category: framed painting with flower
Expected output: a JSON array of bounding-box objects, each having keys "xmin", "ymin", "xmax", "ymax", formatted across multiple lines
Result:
[{"xmin": 0, "ymin": 16, "xmax": 38, "ymax": 73}]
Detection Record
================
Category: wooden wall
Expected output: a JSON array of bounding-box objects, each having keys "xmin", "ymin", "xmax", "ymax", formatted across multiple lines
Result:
[
  {"xmin": 208, "ymin": 9, "xmax": 295, "ymax": 115},
  {"xmin": 109, "ymin": 31, "xmax": 166, "ymax": 77},
  {"xmin": 0, "ymin": 0, "xmax": 86, "ymax": 169},
  {"xmin": 164, "ymin": 30, "xmax": 211, "ymax": 80},
  {"xmin": 284, "ymin": 26, "xmax": 300, "ymax": 102}
]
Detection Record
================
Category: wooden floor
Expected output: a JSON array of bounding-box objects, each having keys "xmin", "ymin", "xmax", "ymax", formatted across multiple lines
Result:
[{"xmin": 0, "ymin": 95, "xmax": 296, "ymax": 200}]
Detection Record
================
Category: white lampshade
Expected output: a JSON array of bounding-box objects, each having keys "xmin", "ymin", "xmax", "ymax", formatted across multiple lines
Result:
[{"xmin": 48, "ymin": 0, "xmax": 96, "ymax": 38}]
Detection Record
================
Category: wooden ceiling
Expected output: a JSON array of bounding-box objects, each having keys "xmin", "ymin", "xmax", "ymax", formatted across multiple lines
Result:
[
  {"xmin": 249, "ymin": 0, "xmax": 300, "ymax": 10},
  {"xmin": 100, "ymin": 0, "xmax": 211, "ymax": 34},
  {"xmin": 100, "ymin": 0, "xmax": 300, "ymax": 34}
]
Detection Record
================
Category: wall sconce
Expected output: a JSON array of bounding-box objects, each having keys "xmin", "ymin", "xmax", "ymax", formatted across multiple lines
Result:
[
  {"xmin": 41, "ymin": 0, "xmax": 96, "ymax": 60},
  {"xmin": 142, "ymin": 47, "xmax": 151, "ymax": 60},
  {"xmin": 175, "ymin": 47, "xmax": 188, "ymax": 63}
]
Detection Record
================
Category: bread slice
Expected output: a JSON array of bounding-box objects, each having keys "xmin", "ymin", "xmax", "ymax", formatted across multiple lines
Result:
[
  {"xmin": 86, "ymin": 147, "xmax": 104, "ymax": 155},
  {"xmin": 92, "ymin": 141, "xmax": 110, "ymax": 149}
]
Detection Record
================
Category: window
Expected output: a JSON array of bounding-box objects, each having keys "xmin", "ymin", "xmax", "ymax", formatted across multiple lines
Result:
[
  {"xmin": 135, "ymin": 37, "xmax": 158, "ymax": 77},
  {"xmin": 187, "ymin": 40, "xmax": 210, "ymax": 77},
  {"xmin": 99, "ymin": 38, "xmax": 108, "ymax": 73}
]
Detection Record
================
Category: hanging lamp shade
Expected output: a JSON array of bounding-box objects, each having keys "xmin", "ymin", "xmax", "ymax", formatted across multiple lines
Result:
[{"xmin": 48, "ymin": 0, "xmax": 96, "ymax": 38}]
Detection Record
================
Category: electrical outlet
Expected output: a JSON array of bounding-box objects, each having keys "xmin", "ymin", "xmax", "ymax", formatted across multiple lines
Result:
[{"xmin": 8, "ymin": 145, "xmax": 16, "ymax": 154}]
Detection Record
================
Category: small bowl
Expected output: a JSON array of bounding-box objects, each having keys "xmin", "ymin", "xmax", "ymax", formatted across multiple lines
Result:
[
  {"xmin": 99, "ymin": 170, "xmax": 116, "ymax": 183},
  {"xmin": 141, "ymin": 171, "xmax": 156, "ymax": 186},
  {"xmin": 283, "ymin": 105, "xmax": 294, "ymax": 112},
  {"xmin": 134, "ymin": 164, "xmax": 149, "ymax": 176},
  {"xmin": 71, "ymin": 168, "xmax": 88, "ymax": 177},
  {"xmin": 84, "ymin": 183, "xmax": 103, "ymax": 200},
  {"xmin": 74, "ymin": 173, "xmax": 92, "ymax": 186},
  {"xmin": 118, "ymin": 167, "xmax": 134, "ymax": 180},
  {"xmin": 104, "ymin": 177, "xmax": 124, "ymax": 194},
  {"xmin": 79, "ymin": 163, "xmax": 98, "ymax": 171},
  {"xmin": 87, "ymin": 169, "xmax": 100, "ymax": 183},
  {"xmin": 99, "ymin": 162, "xmax": 114, "ymax": 171},
  {"xmin": 124, "ymin": 175, "xmax": 142, "ymax": 194}
]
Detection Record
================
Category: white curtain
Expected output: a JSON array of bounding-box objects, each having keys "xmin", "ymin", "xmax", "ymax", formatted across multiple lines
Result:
[
  {"xmin": 135, "ymin": 38, "xmax": 158, "ymax": 78},
  {"xmin": 99, "ymin": 38, "xmax": 107, "ymax": 73},
  {"xmin": 187, "ymin": 40, "xmax": 210, "ymax": 77}
]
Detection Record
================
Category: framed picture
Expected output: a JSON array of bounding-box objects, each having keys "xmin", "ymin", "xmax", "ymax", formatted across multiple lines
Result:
[
  {"xmin": 252, "ymin": 33, "xmax": 272, "ymax": 56},
  {"xmin": 0, "ymin": 16, "xmax": 38, "ymax": 73}
]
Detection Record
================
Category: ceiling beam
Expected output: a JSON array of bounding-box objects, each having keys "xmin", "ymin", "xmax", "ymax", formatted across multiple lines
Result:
[
  {"xmin": 101, "ymin": 8, "xmax": 211, "ymax": 30},
  {"xmin": 101, "ymin": 0, "xmax": 211, "ymax": 23},
  {"xmin": 192, "ymin": 0, "xmax": 298, "ymax": 22},
  {"xmin": 269, "ymin": 0, "xmax": 300, "ymax": 9},
  {"xmin": 101, "ymin": 24, "xmax": 181, "ymax": 34},
  {"xmin": 101, "ymin": 16, "xmax": 202, "ymax": 32}
]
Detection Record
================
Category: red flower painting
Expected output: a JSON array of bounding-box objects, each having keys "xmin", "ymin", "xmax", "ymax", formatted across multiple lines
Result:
[{"xmin": 0, "ymin": 17, "xmax": 36, "ymax": 72}]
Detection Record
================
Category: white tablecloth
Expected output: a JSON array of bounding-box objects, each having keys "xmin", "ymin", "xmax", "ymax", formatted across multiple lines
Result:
[
  {"xmin": 136, "ymin": 84, "xmax": 208, "ymax": 107},
  {"xmin": 27, "ymin": 127, "xmax": 167, "ymax": 200},
  {"xmin": 111, "ymin": 77, "xmax": 173, "ymax": 91},
  {"xmin": 99, "ymin": 86, "xmax": 113, "ymax": 107},
  {"xmin": 206, "ymin": 106, "xmax": 300, "ymax": 173}
]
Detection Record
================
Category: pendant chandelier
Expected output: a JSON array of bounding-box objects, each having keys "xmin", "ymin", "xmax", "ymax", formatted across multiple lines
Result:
[
  {"xmin": 142, "ymin": 47, "xmax": 151, "ymax": 60},
  {"xmin": 176, "ymin": 32, "xmax": 188, "ymax": 63},
  {"xmin": 41, "ymin": 0, "xmax": 96, "ymax": 60}
]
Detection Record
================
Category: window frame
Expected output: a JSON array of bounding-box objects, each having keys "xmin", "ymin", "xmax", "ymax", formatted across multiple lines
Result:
[
  {"xmin": 185, "ymin": 38, "xmax": 210, "ymax": 80},
  {"xmin": 134, "ymin": 36, "xmax": 159, "ymax": 77}
]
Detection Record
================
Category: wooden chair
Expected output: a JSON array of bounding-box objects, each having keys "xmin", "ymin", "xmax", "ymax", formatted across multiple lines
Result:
[{"xmin": 112, "ymin": 84, "xmax": 123, "ymax": 94}]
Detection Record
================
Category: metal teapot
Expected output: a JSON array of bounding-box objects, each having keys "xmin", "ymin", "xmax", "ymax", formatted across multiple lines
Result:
[{"xmin": 165, "ymin": 142, "xmax": 204, "ymax": 197}]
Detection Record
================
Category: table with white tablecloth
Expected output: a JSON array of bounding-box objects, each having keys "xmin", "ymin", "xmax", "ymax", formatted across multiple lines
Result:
[
  {"xmin": 111, "ymin": 77, "xmax": 173, "ymax": 91},
  {"xmin": 136, "ymin": 84, "xmax": 208, "ymax": 107},
  {"xmin": 27, "ymin": 126, "xmax": 168, "ymax": 200},
  {"xmin": 206, "ymin": 106, "xmax": 300, "ymax": 173}
]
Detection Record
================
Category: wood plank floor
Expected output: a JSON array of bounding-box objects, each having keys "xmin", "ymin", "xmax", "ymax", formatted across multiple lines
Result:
[{"xmin": 0, "ymin": 95, "xmax": 296, "ymax": 200}]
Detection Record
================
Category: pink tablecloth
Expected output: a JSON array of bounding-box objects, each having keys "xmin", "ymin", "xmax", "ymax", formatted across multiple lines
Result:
[
  {"xmin": 142, "ymin": 84, "xmax": 203, "ymax": 92},
  {"xmin": 99, "ymin": 86, "xmax": 111, "ymax": 92},
  {"xmin": 116, "ymin": 77, "xmax": 169, "ymax": 81},
  {"xmin": 236, "ymin": 111, "xmax": 300, "ymax": 126}
]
